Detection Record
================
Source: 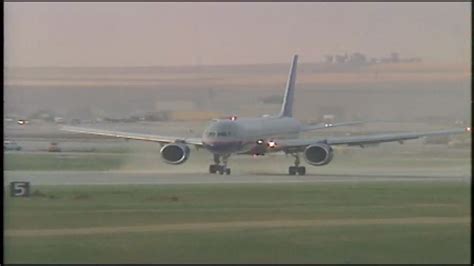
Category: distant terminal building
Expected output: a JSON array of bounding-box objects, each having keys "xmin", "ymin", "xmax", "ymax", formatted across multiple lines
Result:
[
  {"xmin": 322, "ymin": 114, "xmax": 335, "ymax": 122},
  {"xmin": 324, "ymin": 52, "xmax": 421, "ymax": 65},
  {"xmin": 153, "ymin": 100, "xmax": 218, "ymax": 121},
  {"xmin": 168, "ymin": 111, "xmax": 218, "ymax": 121}
]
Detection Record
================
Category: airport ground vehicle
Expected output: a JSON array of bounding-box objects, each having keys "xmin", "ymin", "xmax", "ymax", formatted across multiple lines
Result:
[
  {"xmin": 48, "ymin": 142, "xmax": 61, "ymax": 152},
  {"xmin": 4, "ymin": 140, "xmax": 22, "ymax": 151}
]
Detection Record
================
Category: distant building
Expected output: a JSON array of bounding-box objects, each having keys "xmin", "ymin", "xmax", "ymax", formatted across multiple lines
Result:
[
  {"xmin": 322, "ymin": 114, "xmax": 335, "ymax": 122},
  {"xmin": 323, "ymin": 52, "xmax": 420, "ymax": 65},
  {"xmin": 144, "ymin": 111, "xmax": 169, "ymax": 121},
  {"xmin": 335, "ymin": 54, "xmax": 348, "ymax": 64},
  {"xmin": 349, "ymin": 52, "xmax": 367, "ymax": 65},
  {"xmin": 402, "ymin": 57, "xmax": 422, "ymax": 63},
  {"xmin": 324, "ymin": 55, "xmax": 334, "ymax": 64},
  {"xmin": 390, "ymin": 52, "xmax": 399, "ymax": 63},
  {"xmin": 169, "ymin": 111, "xmax": 218, "ymax": 121}
]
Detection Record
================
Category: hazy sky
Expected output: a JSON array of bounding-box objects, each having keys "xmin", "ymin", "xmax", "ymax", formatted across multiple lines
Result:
[{"xmin": 4, "ymin": 2, "xmax": 471, "ymax": 67}]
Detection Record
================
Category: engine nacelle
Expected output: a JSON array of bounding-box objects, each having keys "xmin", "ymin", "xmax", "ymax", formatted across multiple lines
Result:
[
  {"xmin": 160, "ymin": 143, "xmax": 190, "ymax": 165},
  {"xmin": 304, "ymin": 143, "xmax": 334, "ymax": 166}
]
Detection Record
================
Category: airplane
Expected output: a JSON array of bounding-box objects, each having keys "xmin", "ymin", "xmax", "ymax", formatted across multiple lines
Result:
[{"xmin": 62, "ymin": 55, "xmax": 470, "ymax": 175}]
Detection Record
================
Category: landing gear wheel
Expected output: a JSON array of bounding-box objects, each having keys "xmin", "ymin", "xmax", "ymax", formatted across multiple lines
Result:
[
  {"xmin": 225, "ymin": 168, "xmax": 231, "ymax": 175},
  {"xmin": 297, "ymin": 166, "xmax": 306, "ymax": 176},
  {"xmin": 209, "ymin": 164, "xmax": 217, "ymax": 174},
  {"xmin": 288, "ymin": 153, "xmax": 303, "ymax": 176},
  {"xmin": 218, "ymin": 166, "xmax": 225, "ymax": 175},
  {"xmin": 289, "ymin": 166, "xmax": 297, "ymax": 175}
]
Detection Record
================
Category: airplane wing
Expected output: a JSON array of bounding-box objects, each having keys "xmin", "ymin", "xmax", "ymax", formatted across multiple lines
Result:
[
  {"xmin": 273, "ymin": 127, "xmax": 470, "ymax": 152},
  {"xmin": 301, "ymin": 120, "xmax": 365, "ymax": 131},
  {"xmin": 61, "ymin": 126, "xmax": 203, "ymax": 146}
]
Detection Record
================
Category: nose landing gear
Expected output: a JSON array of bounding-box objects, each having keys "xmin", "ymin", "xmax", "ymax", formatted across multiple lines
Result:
[
  {"xmin": 209, "ymin": 154, "xmax": 231, "ymax": 175},
  {"xmin": 288, "ymin": 153, "xmax": 306, "ymax": 176},
  {"xmin": 209, "ymin": 164, "xmax": 218, "ymax": 174}
]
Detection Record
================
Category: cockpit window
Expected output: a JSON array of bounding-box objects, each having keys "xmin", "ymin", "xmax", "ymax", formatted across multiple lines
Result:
[
  {"xmin": 217, "ymin": 132, "xmax": 227, "ymax": 137},
  {"xmin": 208, "ymin": 132, "xmax": 216, "ymax": 137}
]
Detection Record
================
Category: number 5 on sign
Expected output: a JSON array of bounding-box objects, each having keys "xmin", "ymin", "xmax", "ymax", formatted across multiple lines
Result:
[{"xmin": 10, "ymin": 182, "xmax": 30, "ymax": 197}]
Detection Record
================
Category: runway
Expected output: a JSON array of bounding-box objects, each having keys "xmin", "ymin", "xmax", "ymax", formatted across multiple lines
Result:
[{"xmin": 4, "ymin": 170, "xmax": 470, "ymax": 186}]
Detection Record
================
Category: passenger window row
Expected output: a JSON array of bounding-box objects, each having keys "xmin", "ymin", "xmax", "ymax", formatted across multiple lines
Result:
[{"xmin": 208, "ymin": 132, "xmax": 232, "ymax": 137}]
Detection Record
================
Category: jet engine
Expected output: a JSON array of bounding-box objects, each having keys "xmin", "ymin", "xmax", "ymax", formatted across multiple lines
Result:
[
  {"xmin": 303, "ymin": 143, "xmax": 334, "ymax": 166},
  {"xmin": 160, "ymin": 143, "xmax": 190, "ymax": 165}
]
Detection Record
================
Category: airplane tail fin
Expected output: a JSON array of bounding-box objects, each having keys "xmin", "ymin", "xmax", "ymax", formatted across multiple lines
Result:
[{"xmin": 278, "ymin": 54, "xmax": 298, "ymax": 117}]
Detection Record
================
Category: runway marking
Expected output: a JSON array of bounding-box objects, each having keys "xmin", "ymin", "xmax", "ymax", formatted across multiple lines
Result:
[{"xmin": 5, "ymin": 216, "xmax": 469, "ymax": 237}]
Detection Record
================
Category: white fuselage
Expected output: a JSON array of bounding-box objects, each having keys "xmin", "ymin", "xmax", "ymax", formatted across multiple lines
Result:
[{"xmin": 201, "ymin": 116, "xmax": 301, "ymax": 154}]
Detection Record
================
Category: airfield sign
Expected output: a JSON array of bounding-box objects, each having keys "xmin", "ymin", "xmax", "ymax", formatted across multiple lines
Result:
[{"xmin": 10, "ymin": 181, "xmax": 30, "ymax": 197}]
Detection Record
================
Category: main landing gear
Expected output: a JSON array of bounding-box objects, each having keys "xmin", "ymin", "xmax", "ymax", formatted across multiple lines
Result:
[
  {"xmin": 288, "ymin": 153, "xmax": 306, "ymax": 176},
  {"xmin": 209, "ymin": 154, "xmax": 231, "ymax": 175}
]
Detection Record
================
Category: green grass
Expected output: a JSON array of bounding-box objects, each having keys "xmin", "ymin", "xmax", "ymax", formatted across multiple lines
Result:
[
  {"xmin": 5, "ymin": 224, "xmax": 469, "ymax": 264},
  {"xmin": 4, "ymin": 182, "xmax": 471, "ymax": 263},
  {"xmin": 4, "ymin": 145, "xmax": 470, "ymax": 172},
  {"xmin": 4, "ymin": 153, "xmax": 125, "ymax": 171}
]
